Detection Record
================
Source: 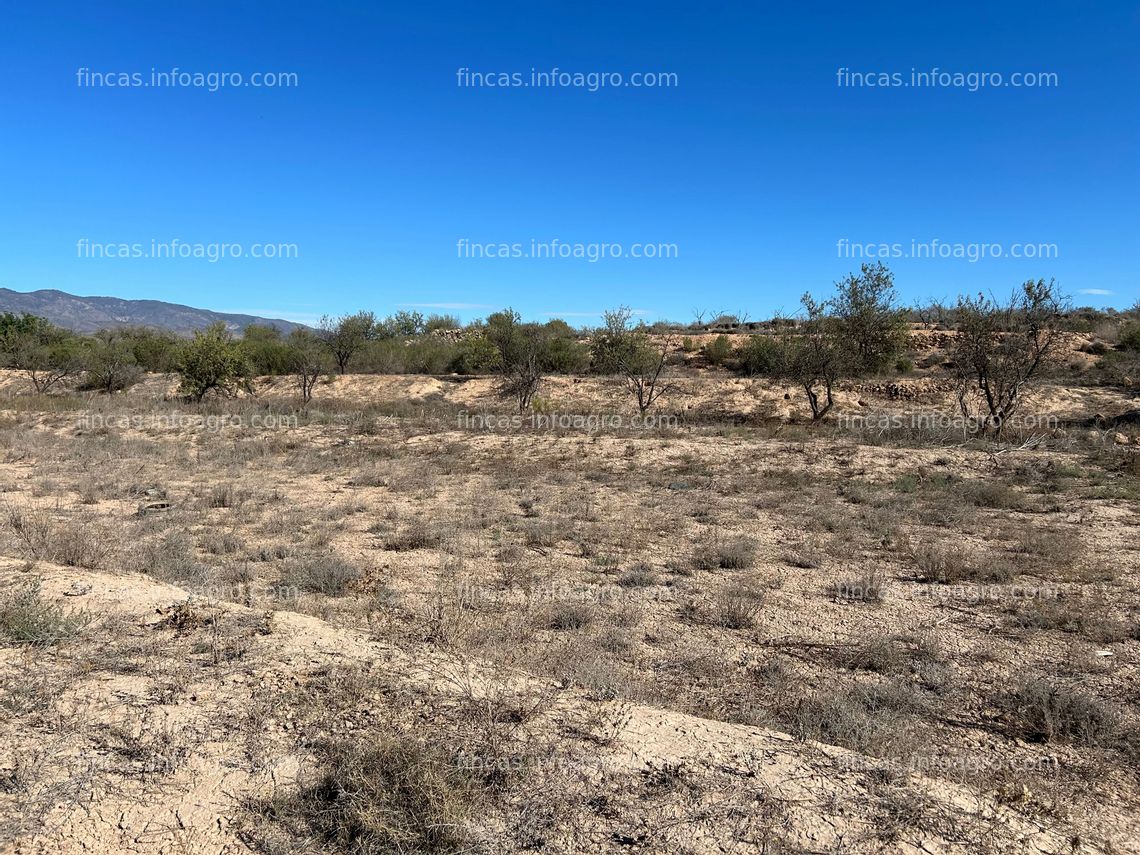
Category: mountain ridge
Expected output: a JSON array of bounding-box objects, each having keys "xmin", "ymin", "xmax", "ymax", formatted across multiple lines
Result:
[{"xmin": 0, "ymin": 288, "xmax": 309, "ymax": 335}]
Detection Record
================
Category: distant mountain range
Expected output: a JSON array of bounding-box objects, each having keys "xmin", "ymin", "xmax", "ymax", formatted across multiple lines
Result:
[{"xmin": 0, "ymin": 288, "xmax": 309, "ymax": 336}]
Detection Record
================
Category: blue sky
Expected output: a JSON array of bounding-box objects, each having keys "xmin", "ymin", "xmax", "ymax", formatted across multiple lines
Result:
[{"xmin": 1, "ymin": 0, "xmax": 1137, "ymax": 326}]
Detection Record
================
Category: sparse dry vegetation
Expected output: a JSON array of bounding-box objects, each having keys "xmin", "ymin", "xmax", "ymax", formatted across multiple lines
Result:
[{"xmin": 1, "ymin": 318, "xmax": 1138, "ymax": 853}]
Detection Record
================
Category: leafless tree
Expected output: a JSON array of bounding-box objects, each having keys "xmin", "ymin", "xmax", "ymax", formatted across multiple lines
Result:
[
  {"xmin": 622, "ymin": 335, "xmax": 674, "ymax": 414},
  {"xmin": 287, "ymin": 328, "xmax": 331, "ymax": 404},
  {"xmin": 951, "ymin": 279, "xmax": 1067, "ymax": 437},
  {"xmin": 597, "ymin": 307, "xmax": 674, "ymax": 413}
]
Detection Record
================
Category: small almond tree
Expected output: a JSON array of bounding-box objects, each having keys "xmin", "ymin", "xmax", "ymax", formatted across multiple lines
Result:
[
  {"xmin": 951, "ymin": 279, "xmax": 1067, "ymax": 437},
  {"xmin": 830, "ymin": 261, "xmax": 906, "ymax": 374},
  {"xmin": 286, "ymin": 328, "xmax": 331, "ymax": 404},
  {"xmin": 83, "ymin": 329, "xmax": 142, "ymax": 393},
  {"xmin": 0, "ymin": 314, "xmax": 85, "ymax": 394},
  {"xmin": 774, "ymin": 294, "xmax": 843, "ymax": 422},
  {"xmin": 486, "ymin": 309, "xmax": 544, "ymax": 411},
  {"xmin": 594, "ymin": 307, "xmax": 674, "ymax": 414},
  {"xmin": 317, "ymin": 311, "xmax": 377, "ymax": 374},
  {"xmin": 177, "ymin": 323, "xmax": 252, "ymax": 402}
]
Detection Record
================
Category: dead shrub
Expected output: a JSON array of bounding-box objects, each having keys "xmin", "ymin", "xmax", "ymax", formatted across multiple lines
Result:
[
  {"xmin": 910, "ymin": 540, "xmax": 1016, "ymax": 584},
  {"xmin": 383, "ymin": 520, "xmax": 443, "ymax": 552},
  {"xmin": 282, "ymin": 553, "xmax": 362, "ymax": 596},
  {"xmin": 1008, "ymin": 595, "xmax": 1136, "ymax": 643},
  {"xmin": 693, "ymin": 533, "xmax": 757, "ymax": 571},
  {"xmin": 781, "ymin": 682, "xmax": 922, "ymax": 756},
  {"xmin": 828, "ymin": 571, "xmax": 887, "ymax": 603},
  {"xmin": 495, "ymin": 545, "xmax": 533, "ymax": 591},
  {"xmin": 996, "ymin": 678, "xmax": 1120, "ymax": 746},
  {"xmin": 4, "ymin": 505, "xmax": 113, "ymax": 569},
  {"xmin": 911, "ymin": 541, "xmax": 970, "ymax": 584},
  {"xmin": 714, "ymin": 583, "xmax": 766, "ymax": 629},
  {"xmin": 842, "ymin": 635, "xmax": 907, "ymax": 674},
  {"xmin": 543, "ymin": 640, "xmax": 635, "ymax": 700},
  {"xmin": 129, "ymin": 530, "xmax": 206, "ymax": 584},
  {"xmin": 541, "ymin": 601, "xmax": 595, "ymax": 631},
  {"xmin": 617, "ymin": 563, "xmax": 657, "ymax": 588},
  {"xmin": 520, "ymin": 518, "xmax": 566, "ymax": 549},
  {"xmin": 261, "ymin": 735, "xmax": 479, "ymax": 853}
]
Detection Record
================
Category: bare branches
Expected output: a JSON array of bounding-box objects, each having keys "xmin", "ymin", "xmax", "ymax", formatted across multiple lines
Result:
[{"xmin": 951, "ymin": 279, "xmax": 1067, "ymax": 438}]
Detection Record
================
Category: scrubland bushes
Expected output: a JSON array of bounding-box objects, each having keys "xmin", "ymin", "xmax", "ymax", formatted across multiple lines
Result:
[
  {"xmin": 3, "ymin": 267, "xmax": 1136, "ymax": 415},
  {"xmin": 0, "ymin": 581, "xmax": 88, "ymax": 646}
]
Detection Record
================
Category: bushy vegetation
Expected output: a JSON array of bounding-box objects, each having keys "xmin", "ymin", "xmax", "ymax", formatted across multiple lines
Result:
[{"xmin": 2, "ymin": 267, "xmax": 1135, "ymax": 414}]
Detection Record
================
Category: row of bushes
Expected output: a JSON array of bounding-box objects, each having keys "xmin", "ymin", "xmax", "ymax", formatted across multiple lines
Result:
[{"xmin": 4, "ymin": 265, "xmax": 1139, "ymax": 415}]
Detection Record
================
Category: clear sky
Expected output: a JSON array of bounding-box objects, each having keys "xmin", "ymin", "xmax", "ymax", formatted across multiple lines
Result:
[{"xmin": 1, "ymin": 0, "xmax": 1137, "ymax": 326}]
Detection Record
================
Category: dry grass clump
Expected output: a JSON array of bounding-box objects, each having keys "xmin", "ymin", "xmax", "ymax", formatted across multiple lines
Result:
[
  {"xmin": 541, "ymin": 601, "xmax": 596, "ymax": 631},
  {"xmin": 713, "ymin": 583, "xmax": 767, "ymax": 629},
  {"xmin": 908, "ymin": 540, "xmax": 1017, "ymax": 584},
  {"xmin": 4, "ymin": 505, "xmax": 113, "ymax": 569},
  {"xmin": 259, "ymin": 735, "xmax": 480, "ymax": 854},
  {"xmin": 828, "ymin": 570, "xmax": 888, "ymax": 603},
  {"xmin": 129, "ymin": 530, "xmax": 207, "ymax": 584},
  {"xmin": 617, "ymin": 563, "xmax": 657, "ymax": 588},
  {"xmin": 954, "ymin": 479, "xmax": 1024, "ymax": 510},
  {"xmin": 995, "ymin": 678, "xmax": 1122, "ymax": 747},
  {"xmin": 1007, "ymin": 596, "xmax": 1138, "ymax": 643},
  {"xmin": 781, "ymin": 681, "xmax": 922, "ymax": 757},
  {"xmin": 383, "ymin": 519, "xmax": 443, "ymax": 552},
  {"xmin": 251, "ymin": 542, "xmax": 293, "ymax": 562},
  {"xmin": 841, "ymin": 635, "xmax": 908, "ymax": 674},
  {"xmin": 282, "ymin": 553, "xmax": 362, "ymax": 596},
  {"xmin": 911, "ymin": 541, "xmax": 971, "ymax": 584},
  {"xmin": 0, "ymin": 581, "xmax": 88, "ymax": 646},
  {"xmin": 199, "ymin": 530, "xmax": 245, "ymax": 555},
  {"xmin": 494, "ymin": 545, "xmax": 533, "ymax": 590},
  {"xmin": 519, "ymin": 517, "xmax": 568, "ymax": 549},
  {"xmin": 541, "ymin": 638, "xmax": 638, "ymax": 700},
  {"xmin": 203, "ymin": 483, "xmax": 247, "ymax": 509},
  {"xmin": 839, "ymin": 634, "xmax": 946, "ymax": 689},
  {"xmin": 783, "ymin": 546, "xmax": 822, "ymax": 569},
  {"xmin": 1011, "ymin": 525, "xmax": 1082, "ymax": 568},
  {"xmin": 692, "ymin": 532, "xmax": 757, "ymax": 571}
]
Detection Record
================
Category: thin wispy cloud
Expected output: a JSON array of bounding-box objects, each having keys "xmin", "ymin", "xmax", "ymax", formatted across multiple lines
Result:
[
  {"xmin": 543, "ymin": 309, "xmax": 652, "ymax": 318},
  {"xmin": 1078, "ymin": 289, "xmax": 1114, "ymax": 296},
  {"xmin": 400, "ymin": 302, "xmax": 493, "ymax": 310}
]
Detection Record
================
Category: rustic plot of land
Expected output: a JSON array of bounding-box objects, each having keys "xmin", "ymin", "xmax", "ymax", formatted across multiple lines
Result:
[{"xmin": 1, "ymin": 369, "xmax": 1138, "ymax": 854}]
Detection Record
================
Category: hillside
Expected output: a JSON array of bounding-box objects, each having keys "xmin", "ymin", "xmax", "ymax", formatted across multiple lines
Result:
[{"xmin": 0, "ymin": 288, "xmax": 308, "ymax": 335}]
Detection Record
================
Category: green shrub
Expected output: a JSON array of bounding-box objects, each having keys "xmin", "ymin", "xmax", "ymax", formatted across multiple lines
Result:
[
  {"xmin": 177, "ymin": 323, "xmax": 252, "ymax": 401},
  {"xmin": 0, "ymin": 582, "xmax": 88, "ymax": 646},
  {"xmin": 81, "ymin": 330, "xmax": 143, "ymax": 392},
  {"xmin": 449, "ymin": 334, "xmax": 499, "ymax": 374},
  {"xmin": 735, "ymin": 335, "xmax": 780, "ymax": 376},
  {"xmin": 1119, "ymin": 323, "xmax": 1140, "ymax": 352},
  {"xmin": 703, "ymin": 334, "xmax": 732, "ymax": 365}
]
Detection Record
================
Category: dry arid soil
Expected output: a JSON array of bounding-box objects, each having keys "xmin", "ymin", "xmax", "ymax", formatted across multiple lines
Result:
[{"xmin": 1, "ymin": 359, "xmax": 1139, "ymax": 854}]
